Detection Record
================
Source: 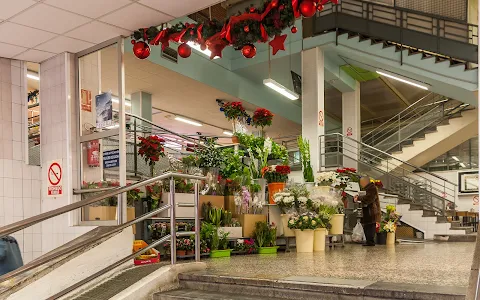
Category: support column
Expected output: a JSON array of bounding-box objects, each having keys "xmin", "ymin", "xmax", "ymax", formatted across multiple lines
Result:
[
  {"xmin": 342, "ymin": 81, "xmax": 361, "ymax": 169},
  {"xmin": 302, "ymin": 47, "xmax": 324, "ymax": 173}
]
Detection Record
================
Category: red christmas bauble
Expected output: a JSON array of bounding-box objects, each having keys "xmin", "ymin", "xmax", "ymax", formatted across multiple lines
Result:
[
  {"xmin": 241, "ymin": 44, "xmax": 256, "ymax": 59},
  {"xmin": 190, "ymin": 29, "xmax": 194, "ymax": 35},
  {"xmin": 291, "ymin": 26, "xmax": 298, "ymax": 34},
  {"xmin": 130, "ymin": 39, "xmax": 135, "ymax": 45},
  {"xmin": 178, "ymin": 43, "xmax": 192, "ymax": 58},
  {"xmin": 279, "ymin": 4, "xmax": 285, "ymax": 10},
  {"xmin": 133, "ymin": 41, "xmax": 150, "ymax": 59},
  {"xmin": 317, "ymin": 3, "xmax": 324, "ymax": 11},
  {"xmin": 249, "ymin": 7, "xmax": 256, "ymax": 13},
  {"xmin": 299, "ymin": 0, "xmax": 317, "ymax": 18},
  {"xmin": 244, "ymin": 25, "xmax": 250, "ymax": 33}
]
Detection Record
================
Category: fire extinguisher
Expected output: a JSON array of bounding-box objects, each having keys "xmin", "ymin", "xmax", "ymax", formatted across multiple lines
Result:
[{"xmin": 87, "ymin": 140, "xmax": 100, "ymax": 167}]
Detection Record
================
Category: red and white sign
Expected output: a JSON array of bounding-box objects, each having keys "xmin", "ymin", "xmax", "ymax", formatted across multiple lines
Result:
[
  {"xmin": 473, "ymin": 195, "xmax": 479, "ymax": 206},
  {"xmin": 318, "ymin": 110, "xmax": 324, "ymax": 127},
  {"xmin": 47, "ymin": 161, "xmax": 63, "ymax": 197},
  {"xmin": 346, "ymin": 127, "xmax": 353, "ymax": 136}
]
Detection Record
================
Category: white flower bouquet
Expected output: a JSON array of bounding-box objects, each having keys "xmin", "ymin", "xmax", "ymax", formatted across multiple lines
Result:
[{"xmin": 316, "ymin": 171, "xmax": 337, "ymax": 186}]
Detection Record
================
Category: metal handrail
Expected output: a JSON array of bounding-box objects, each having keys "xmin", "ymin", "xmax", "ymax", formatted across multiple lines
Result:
[
  {"xmin": 0, "ymin": 172, "xmax": 204, "ymax": 237},
  {"xmin": 0, "ymin": 204, "xmax": 172, "ymax": 283},
  {"xmin": 322, "ymin": 133, "xmax": 457, "ymax": 186}
]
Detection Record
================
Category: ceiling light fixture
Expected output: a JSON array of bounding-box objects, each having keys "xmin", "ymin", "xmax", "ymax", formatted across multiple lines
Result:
[
  {"xmin": 111, "ymin": 97, "xmax": 132, "ymax": 107},
  {"xmin": 223, "ymin": 130, "xmax": 233, "ymax": 136},
  {"xmin": 174, "ymin": 116, "xmax": 203, "ymax": 127},
  {"xmin": 460, "ymin": 162, "xmax": 466, "ymax": 168},
  {"xmin": 187, "ymin": 41, "xmax": 219, "ymax": 60},
  {"xmin": 376, "ymin": 71, "xmax": 428, "ymax": 90},
  {"xmin": 263, "ymin": 78, "xmax": 299, "ymax": 100},
  {"xmin": 27, "ymin": 73, "xmax": 40, "ymax": 81},
  {"xmin": 452, "ymin": 156, "xmax": 459, "ymax": 161}
]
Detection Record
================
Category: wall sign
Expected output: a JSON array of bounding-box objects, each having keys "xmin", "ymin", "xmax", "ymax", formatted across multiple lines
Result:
[
  {"xmin": 318, "ymin": 110, "xmax": 324, "ymax": 127},
  {"xmin": 81, "ymin": 89, "xmax": 92, "ymax": 112},
  {"xmin": 473, "ymin": 195, "xmax": 479, "ymax": 206},
  {"xmin": 47, "ymin": 160, "xmax": 63, "ymax": 197},
  {"xmin": 96, "ymin": 92, "xmax": 113, "ymax": 129},
  {"xmin": 103, "ymin": 149, "xmax": 120, "ymax": 168},
  {"xmin": 346, "ymin": 127, "xmax": 353, "ymax": 136}
]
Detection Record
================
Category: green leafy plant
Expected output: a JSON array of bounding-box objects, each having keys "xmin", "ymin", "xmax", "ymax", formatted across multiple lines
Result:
[
  {"xmin": 208, "ymin": 207, "xmax": 223, "ymax": 227},
  {"xmin": 220, "ymin": 148, "xmax": 245, "ymax": 179},
  {"xmin": 126, "ymin": 187, "xmax": 143, "ymax": 207},
  {"xmin": 297, "ymin": 136, "xmax": 314, "ymax": 183},
  {"xmin": 253, "ymin": 221, "xmax": 277, "ymax": 248},
  {"xmin": 196, "ymin": 138, "xmax": 223, "ymax": 168},
  {"xmin": 182, "ymin": 155, "xmax": 200, "ymax": 168},
  {"xmin": 222, "ymin": 210, "xmax": 233, "ymax": 227}
]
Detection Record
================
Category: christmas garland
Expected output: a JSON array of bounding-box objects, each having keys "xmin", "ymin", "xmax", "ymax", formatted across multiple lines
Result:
[{"xmin": 131, "ymin": 0, "xmax": 338, "ymax": 60}]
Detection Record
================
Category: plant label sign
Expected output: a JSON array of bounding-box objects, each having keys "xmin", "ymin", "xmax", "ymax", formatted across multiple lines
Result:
[{"xmin": 47, "ymin": 160, "xmax": 63, "ymax": 197}]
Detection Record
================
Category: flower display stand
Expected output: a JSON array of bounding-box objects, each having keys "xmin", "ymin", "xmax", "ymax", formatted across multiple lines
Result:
[
  {"xmin": 224, "ymin": 196, "xmax": 236, "ymax": 216},
  {"xmin": 239, "ymin": 214, "xmax": 267, "ymax": 237},
  {"xmin": 386, "ymin": 232, "xmax": 396, "ymax": 245},
  {"xmin": 280, "ymin": 214, "xmax": 295, "ymax": 237},
  {"xmin": 85, "ymin": 206, "xmax": 116, "ymax": 221},
  {"xmin": 159, "ymin": 193, "xmax": 195, "ymax": 218},
  {"xmin": 219, "ymin": 227, "xmax": 243, "ymax": 239},
  {"xmin": 329, "ymin": 214, "xmax": 345, "ymax": 235},
  {"xmin": 199, "ymin": 195, "xmax": 224, "ymax": 213},
  {"xmin": 294, "ymin": 229, "xmax": 314, "ymax": 253},
  {"xmin": 314, "ymin": 228, "xmax": 327, "ymax": 252}
]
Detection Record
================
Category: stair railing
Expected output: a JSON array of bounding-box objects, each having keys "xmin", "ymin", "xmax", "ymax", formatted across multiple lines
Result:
[
  {"xmin": 319, "ymin": 133, "xmax": 457, "ymax": 216},
  {"xmin": 0, "ymin": 172, "xmax": 205, "ymax": 300}
]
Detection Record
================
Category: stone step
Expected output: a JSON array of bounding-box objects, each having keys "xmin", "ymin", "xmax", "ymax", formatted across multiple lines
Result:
[
  {"xmin": 172, "ymin": 274, "xmax": 466, "ymax": 300},
  {"xmin": 409, "ymin": 203, "xmax": 425, "ymax": 211},
  {"xmin": 450, "ymin": 226, "xmax": 474, "ymax": 234},
  {"xmin": 436, "ymin": 216, "xmax": 449, "ymax": 223},
  {"xmin": 154, "ymin": 289, "xmax": 281, "ymax": 300},
  {"xmin": 434, "ymin": 234, "xmax": 477, "ymax": 242},
  {"xmin": 422, "ymin": 209, "xmax": 437, "ymax": 217}
]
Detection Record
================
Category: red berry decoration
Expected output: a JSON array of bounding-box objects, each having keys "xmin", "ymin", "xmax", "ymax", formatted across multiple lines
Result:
[
  {"xmin": 317, "ymin": 3, "xmax": 324, "ymax": 11},
  {"xmin": 241, "ymin": 44, "xmax": 256, "ymax": 59},
  {"xmin": 279, "ymin": 4, "xmax": 285, "ymax": 10},
  {"xmin": 178, "ymin": 43, "xmax": 192, "ymax": 58},
  {"xmin": 190, "ymin": 29, "xmax": 194, "ymax": 35},
  {"xmin": 244, "ymin": 25, "xmax": 250, "ymax": 33},
  {"xmin": 133, "ymin": 41, "xmax": 150, "ymax": 59},
  {"xmin": 299, "ymin": 0, "xmax": 317, "ymax": 18},
  {"xmin": 131, "ymin": 39, "xmax": 136, "ymax": 45},
  {"xmin": 249, "ymin": 7, "xmax": 256, "ymax": 13},
  {"xmin": 291, "ymin": 26, "xmax": 298, "ymax": 34}
]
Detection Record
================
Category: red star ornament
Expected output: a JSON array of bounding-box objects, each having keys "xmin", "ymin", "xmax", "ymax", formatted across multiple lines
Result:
[
  {"xmin": 269, "ymin": 34, "xmax": 287, "ymax": 55},
  {"xmin": 208, "ymin": 43, "xmax": 227, "ymax": 59}
]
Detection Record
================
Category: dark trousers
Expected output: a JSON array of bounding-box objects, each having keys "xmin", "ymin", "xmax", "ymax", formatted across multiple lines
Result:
[{"xmin": 363, "ymin": 223, "xmax": 376, "ymax": 245}]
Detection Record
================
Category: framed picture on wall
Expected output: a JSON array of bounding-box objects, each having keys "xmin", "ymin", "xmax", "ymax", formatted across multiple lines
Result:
[{"xmin": 458, "ymin": 171, "xmax": 479, "ymax": 194}]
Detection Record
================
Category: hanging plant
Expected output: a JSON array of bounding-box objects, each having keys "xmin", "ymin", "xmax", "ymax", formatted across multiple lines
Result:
[
  {"xmin": 252, "ymin": 108, "xmax": 274, "ymax": 130},
  {"xmin": 138, "ymin": 135, "xmax": 165, "ymax": 166}
]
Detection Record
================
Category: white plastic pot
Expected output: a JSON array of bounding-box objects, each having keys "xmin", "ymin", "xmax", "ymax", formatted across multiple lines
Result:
[
  {"xmin": 329, "ymin": 214, "xmax": 345, "ymax": 235},
  {"xmin": 281, "ymin": 214, "xmax": 295, "ymax": 237},
  {"xmin": 294, "ymin": 229, "xmax": 314, "ymax": 253},
  {"xmin": 314, "ymin": 228, "xmax": 327, "ymax": 251}
]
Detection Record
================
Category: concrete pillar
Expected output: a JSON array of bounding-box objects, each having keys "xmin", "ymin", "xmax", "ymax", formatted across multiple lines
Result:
[
  {"xmin": 342, "ymin": 81, "xmax": 361, "ymax": 169},
  {"xmin": 302, "ymin": 47, "xmax": 325, "ymax": 173},
  {"xmin": 131, "ymin": 91, "xmax": 152, "ymax": 123}
]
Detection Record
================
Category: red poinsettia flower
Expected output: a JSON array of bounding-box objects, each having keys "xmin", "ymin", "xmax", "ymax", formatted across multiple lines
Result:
[
  {"xmin": 252, "ymin": 108, "xmax": 273, "ymax": 129},
  {"xmin": 336, "ymin": 168, "xmax": 346, "ymax": 173}
]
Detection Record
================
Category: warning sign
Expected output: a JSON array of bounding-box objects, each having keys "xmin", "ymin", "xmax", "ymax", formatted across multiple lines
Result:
[{"xmin": 47, "ymin": 161, "xmax": 63, "ymax": 197}]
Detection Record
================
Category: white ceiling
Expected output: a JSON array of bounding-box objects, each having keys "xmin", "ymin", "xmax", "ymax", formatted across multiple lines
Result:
[{"xmin": 0, "ymin": 0, "xmax": 223, "ymax": 62}]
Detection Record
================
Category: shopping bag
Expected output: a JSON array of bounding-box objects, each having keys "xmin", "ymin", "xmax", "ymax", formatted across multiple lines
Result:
[{"xmin": 352, "ymin": 222, "xmax": 365, "ymax": 243}]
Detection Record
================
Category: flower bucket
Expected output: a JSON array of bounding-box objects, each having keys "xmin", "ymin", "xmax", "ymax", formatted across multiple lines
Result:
[
  {"xmin": 268, "ymin": 182, "xmax": 286, "ymax": 204},
  {"xmin": 329, "ymin": 214, "xmax": 345, "ymax": 235},
  {"xmin": 281, "ymin": 214, "xmax": 295, "ymax": 237},
  {"xmin": 186, "ymin": 250, "xmax": 194, "ymax": 256},
  {"xmin": 176, "ymin": 250, "xmax": 186, "ymax": 257},
  {"xmin": 258, "ymin": 246, "xmax": 279, "ymax": 254},
  {"xmin": 253, "ymin": 178, "xmax": 267, "ymax": 204},
  {"xmin": 209, "ymin": 249, "xmax": 232, "ymax": 258},
  {"xmin": 314, "ymin": 228, "xmax": 327, "ymax": 252},
  {"xmin": 294, "ymin": 229, "xmax": 314, "ymax": 253},
  {"xmin": 376, "ymin": 232, "xmax": 387, "ymax": 245},
  {"xmin": 231, "ymin": 136, "xmax": 239, "ymax": 144},
  {"xmin": 386, "ymin": 232, "xmax": 395, "ymax": 245}
]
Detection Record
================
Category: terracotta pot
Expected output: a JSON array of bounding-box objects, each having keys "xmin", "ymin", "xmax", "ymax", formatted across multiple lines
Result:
[
  {"xmin": 268, "ymin": 182, "xmax": 286, "ymax": 204},
  {"xmin": 232, "ymin": 136, "xmax": 240, "ymax": 144},
  {"xmin": 281, "ymin": 214, "xmax": 295, "ymax": 237},
  {"xmin": 186, "ymin": 250, "xmax": 195, "ymax": 255},
  {"xmin": 329, "ymin": 214, "xmax": 345, "ymax": 235},
  {"xmin": 386, "ymin": 232, "xmax": 396, "ymax": 245},
  {"xmin": 176, "ymin": 250, "xmax": 186, "ymax": 256},
  {"xmin": 294, "ymin": 229, "xmax": 314, "ymax": 253},
  {"xmin": 314, "ymin": 228, "xmax": 327, "ymax": 252}
]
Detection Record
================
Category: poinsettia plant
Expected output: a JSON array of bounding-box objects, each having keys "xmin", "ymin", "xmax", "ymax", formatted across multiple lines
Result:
[
  {"xmin": 221, "ymin": 101, "xmax": 246, "ymax": 121},
  {"xmin": 138, "ymin": 135, "xmax": 165, "ymax": 166},
  {"xmin": 262, "ymin": 165, "xmax": 290, "ymax": 183},
  {"xmin": 252, "ymin": 108, "xmax": 273, "ymax": 129}
]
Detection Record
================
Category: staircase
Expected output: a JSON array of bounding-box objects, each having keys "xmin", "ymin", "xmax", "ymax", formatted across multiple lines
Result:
[{"xmin": 320, "ymin": 133, "xmax": 473, "ymax": 239}]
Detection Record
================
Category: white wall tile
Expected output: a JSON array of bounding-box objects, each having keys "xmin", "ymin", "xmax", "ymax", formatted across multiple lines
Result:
[
  {"xmin": 10, "ymin": 65, "xmax": 21, "ymax": 86},
  {"xmin": 0, "ymin": 178, "xmax": 3, "ymax": 196},
  {"xmin": 4, "ymin": 178, "xmax": 13, "ymax": 197},
  {"xmin": 22, "ymin": 180, "xmax": 31, "ymax": 198},
  {"xmin": 0, "ymin": 159, "xmax": 3, "ymax": 177},
  {"xmin": 22, "ymin": 164, "xmax": 31, "ymax": 180},
  {"xmin": 13, "ymin": 178, "xmax": 22, "ymax": 198},
  {"xmin": 23, "ymin": 252, "xmax": 32, "ymax": 264},
  {"xmin": 13, "ymin": 197, "xmax": 23, "ymax": 217},
  {"xmin": 32, "ymin": 233, "xmax": 42, "ymax": 252},
  {"xmin": 12, "ymin": 160, "xmax": 22, "ymax": 178},
  {"xmin": 31, "ymin": 179, "xmax": 41, "ymax": 198},
  {"xmin": 3, "ymin": 141, "xmax": 13, "ymax": 160}
]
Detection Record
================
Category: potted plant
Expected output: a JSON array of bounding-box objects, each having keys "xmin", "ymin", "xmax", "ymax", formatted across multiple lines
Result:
[
  {"xmin": 376, "ymin": 222, "xmax": 387, "ymax": 245},
  {"xmin": 297, "ymin": 137, "xmax": 314, "ymax": 183},
  {"xmin": 176, "ymin": 238, "xmax": 187, "ymax": 257},
  {"xmin": 316, "ymin": 171, "xmax": 337, "ymax": 190},
  {"xmin": 252, "ymin": 108, "xmax": 273, "ymax": 137},
  {"xmin": 160, "ymin": 178, "xmax": 195, "ymax": 218},
  {"xmin": 138, "ymin": 135, "xmax": 165, "ymax": 172},
  {"xmin": 234, "ymin": 238, "xmax": 257, "ymax": 254},
  {"xmin": 236, "ymin": 186, "xmax": 267, "ymax": 237},
  {"xmin": 314, "ymin": 205, "xmax": 336, "ymax": 251},
  {"xmin": 383, "ymin": 205, "xmax": 401, "ymax": 245},
  {"xmin": 262, "ymin": 165, "xmax": 290, "ymax": 204},
  {"xmin": 253, "ymin": 221, "xmax": 278, "ymax": 254},
  {"xmin": 273, "ymin": 191, "xmax": 296, "ymax": 237},
  {"xmin": 220, "ymin": 101, "xmax": 248, "ymax": 142},
  {"xmin": 186, "ymin": 237, "xmax": 195, "ymax": 256},
  {"xmin": 146, "ymin": 182, "xmax": 162, "ymax": 211},
  {"xmin": 288, "ymin": 212, "xmax": 319, "ymax": 253},
  {"xmin": 201, "ymin": 222, "xmax": 232, "ymax": 258}
]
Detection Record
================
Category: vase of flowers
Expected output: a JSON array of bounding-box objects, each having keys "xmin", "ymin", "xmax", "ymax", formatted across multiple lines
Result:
[
  {"xmin": 253, "ymin": 221, "xmax": 278, "ymax": 254},
  {"xmin": 263, "ymin": 165, "xmax": 290, "ymax": 204},
  {"xmin": 138, "ymin": 135, "xmax": 165, "ymax": 167},
  {"xmin": 288, "ymin": 213, "xmax": 319, "ymax": 253},
  {"xmin": 383, "ymin": 205, "xmax": 401, "ymax": 245}
]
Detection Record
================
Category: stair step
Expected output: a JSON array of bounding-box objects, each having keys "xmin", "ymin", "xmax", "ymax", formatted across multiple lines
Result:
[
  {"xmin": 398, "ymin": 198, "xmax": 413, "ymax": 205},
  {"xmin": 436, "ymin": 216, "xmax": 449, "ymax": 223},
  {"xmin": 155, "ymin": 289, "xmax": 277, "ymax": 300},
  {"xmin": 423, "ymin": 128, "xmax": 438, "ymax": 134},
  {"xmin": 434, "ymin": 234, "xmax": 477, "ymax": 242},
  {"xmin": 422, "ymin": 209, "xmax": 437, "ymax": 217},
  {"xmin": 389, "ymin": 150, "xmax": 403, "ymax": 155},
  {"xmin": 410, "ymin": 204, "xmax": 425, "ymax": 210},
  {"xmin": 450, "ymin": 226, "xmax": 474, "ymax": 234}
]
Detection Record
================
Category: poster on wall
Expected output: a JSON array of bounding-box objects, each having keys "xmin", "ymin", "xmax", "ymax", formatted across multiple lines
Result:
[
  {"xmin": 96, "ymin": 92, "xmax": 113, "ymax": 129},
  {"xmin": 458, "ymin": 171, "xmax": 479, "ymax": 194},
  {"xmin": 81, "ymin": 89, "xmax": 92, "ymax": 112}
]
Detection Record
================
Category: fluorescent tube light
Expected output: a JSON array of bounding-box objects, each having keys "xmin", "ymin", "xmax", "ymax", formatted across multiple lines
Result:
[
  {"xmin": 111, "ymin": 97, "xmax": 131, "ymax": 107},
  {"xmin": 174, "ymin": 116, "xmax": 203, "ymax": 127},
  {"xmin": 452, "ymin": 156, "xmax": 459, "ymax": 161},
  {"xmin": 376, "ymin": 71, "xmax": 428, "ymax": 90},
  {"xmin": 460, "ymin": 162, "xmax": 466, "ymax": 168},
  {"xmin": 223, "ymin": 131, "xmax": 233, "ymax": 136},
  {"xmin": 263, "ymin": 78, "xmax": 299, "ymax": 100},
  {"xmin": 27, "ymin": 73, "xmax": 40, "ymax": 81},
  {"xmin": 186, "ymin": 41, "xmax": 219, "ymax": 60}
]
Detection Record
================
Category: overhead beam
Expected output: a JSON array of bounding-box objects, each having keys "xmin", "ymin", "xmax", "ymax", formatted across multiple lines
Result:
[{"xmin": 379, "ymin": 76, "xmax": 411, "ymax": 107}]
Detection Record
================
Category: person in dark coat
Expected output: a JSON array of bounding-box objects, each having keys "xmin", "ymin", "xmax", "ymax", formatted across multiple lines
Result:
[
  {"xmin": 0, "ymin": 236, "xmax": 23, "ymax": 276},
  {"xmin": 354, "ymin": 177, "xmax": 381, "ymax": 246}
]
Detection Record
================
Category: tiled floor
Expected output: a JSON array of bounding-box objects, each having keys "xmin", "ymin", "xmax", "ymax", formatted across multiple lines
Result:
[{"xmin": 204, "ymin": 243, "xmax": 475, "ymax": 287}]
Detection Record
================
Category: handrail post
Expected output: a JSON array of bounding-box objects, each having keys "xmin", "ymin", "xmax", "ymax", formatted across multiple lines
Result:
[
  {"xmin": 169, "ymin": 177, "xmax": 176, "ymax": 265},
  {"xmin": 194, "ymin": 181, "xmax": 200, "ymax": 262},
  {"xmin": 134, "ymin": 118, "xmax": 138, "ymax": 177}
]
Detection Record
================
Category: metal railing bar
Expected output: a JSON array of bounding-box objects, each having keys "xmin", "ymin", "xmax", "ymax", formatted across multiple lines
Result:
[
  {"xmin": 47, "ymin": 235, "xmax": 172, "ymax": 300},
  {"xmin": 0, "ymin": 204, "xmax": 172, "ymax": 283},
  {"xmin": 177, "ymin": 203, "xmax": 195, "ymax": 207},
  {"xmin": 176, "ymin": 231, "xmax": 195, "ymax": 237},
  {"xmin": 0, "ymin": 172, "xmax": 205, "ymax": 237},
  {"xmin": 322, "ymin": 133, "xmax": 457, "ymax": 186}
]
